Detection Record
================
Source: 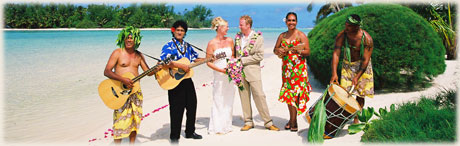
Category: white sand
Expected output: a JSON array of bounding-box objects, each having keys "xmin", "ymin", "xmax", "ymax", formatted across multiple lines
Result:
[{"xmin": 22, "ymin": 49, "xmax": 453, "ymax": 146}]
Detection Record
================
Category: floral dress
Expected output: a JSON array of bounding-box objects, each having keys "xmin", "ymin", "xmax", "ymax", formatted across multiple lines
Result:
[{"xmin": 278, "ymin": 38, "xmax": 312, "ymax": 115}]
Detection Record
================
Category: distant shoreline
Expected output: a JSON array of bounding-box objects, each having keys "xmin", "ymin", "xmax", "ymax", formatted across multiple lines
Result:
[
  {"xmin": 2, "ymin": 27, "xmax": 313, "ymax": 31},
  {"xmin": 2, "ymin": 28, "xmax": 212, "ymax": 31}
]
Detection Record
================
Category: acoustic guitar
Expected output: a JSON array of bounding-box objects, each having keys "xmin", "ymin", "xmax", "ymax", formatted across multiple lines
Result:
[
  {"xmin": 155, "ymin": 52, "xmax": 226, "ymax": 90},
  {"xmin": 98, "ymin": 57, "xmax": 172, "ymax": 109}
]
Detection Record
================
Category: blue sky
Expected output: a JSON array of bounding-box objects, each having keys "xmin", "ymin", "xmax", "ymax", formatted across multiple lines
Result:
[{"xmin": 170, "ymin": 3, "xmax": 324, "ymax": 28}]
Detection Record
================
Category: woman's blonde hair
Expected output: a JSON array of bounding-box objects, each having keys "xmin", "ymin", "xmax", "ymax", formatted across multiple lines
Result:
[{"xmin": 211, "ymin": 16, "xmax": 228, "ymax": 30}]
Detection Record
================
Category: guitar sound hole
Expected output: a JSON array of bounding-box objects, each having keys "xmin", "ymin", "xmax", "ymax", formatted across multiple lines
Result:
[
  {"xmin": 121, "ymin": 84, "xmax": 132, "ymax": 95},
  {"xmin": 178, "ymin": 69, "xmax": 185, "ymax": 74}
]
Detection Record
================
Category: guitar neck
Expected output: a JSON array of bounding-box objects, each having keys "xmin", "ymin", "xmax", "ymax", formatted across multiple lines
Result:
[
  {"xmin": 132, "ymin": 64, "xmax": 161, "ymax": 82},
  {"xmin": 188, "ymin": 58, "xmax": 212, "ymax": 68}
]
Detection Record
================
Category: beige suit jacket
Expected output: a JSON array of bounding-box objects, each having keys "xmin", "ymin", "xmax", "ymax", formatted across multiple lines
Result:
[{"xmin": 236, "ymin": 30, "xmax": 264, "ymax": 82}]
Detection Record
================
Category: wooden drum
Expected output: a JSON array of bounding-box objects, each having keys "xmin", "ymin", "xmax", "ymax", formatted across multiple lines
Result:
[{"xmin": 305, "ymin": 84, "xmax": 361, "ymax": 139}]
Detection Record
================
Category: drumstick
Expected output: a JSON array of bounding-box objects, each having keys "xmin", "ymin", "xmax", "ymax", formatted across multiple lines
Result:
[
  {"xmin": 349, "ymin": 85, "xmax": 355, "ymax": 93},
  {"xmin": 348, "ymin": 85, "xmax": 355, "ymax": 98}
]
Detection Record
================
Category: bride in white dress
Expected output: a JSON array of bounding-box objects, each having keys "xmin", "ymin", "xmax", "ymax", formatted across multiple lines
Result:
[{"xmin": 206, "ymin": 17, "xmax": 236, "ymax": 134}]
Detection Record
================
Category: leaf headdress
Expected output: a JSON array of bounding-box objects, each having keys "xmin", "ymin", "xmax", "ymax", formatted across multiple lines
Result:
[
  {"xmin": 346, "ymin": 14, "xmax": 363, "ymax": 26},
  {"xmin": 116, "ymin": 26, "xmax": 142, "ymax": 50}
]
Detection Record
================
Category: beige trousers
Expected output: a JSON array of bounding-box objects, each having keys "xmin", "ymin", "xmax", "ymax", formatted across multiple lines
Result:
[{"xmin": 238, "ymin": 78, "xmax": 273, "ymax": 128}]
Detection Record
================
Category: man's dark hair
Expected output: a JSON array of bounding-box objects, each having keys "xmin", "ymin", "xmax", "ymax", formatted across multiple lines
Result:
[
  {"xmin": 351, "ymin": 14, "xmax": 361, "ymax": 21},
  {"xmin": 171, "ymin": 20, "xmax": 188, "ymax": 38}
]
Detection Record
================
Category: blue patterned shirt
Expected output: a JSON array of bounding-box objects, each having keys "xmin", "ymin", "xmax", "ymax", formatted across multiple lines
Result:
[{"xmin": 160, "ymin": 38, "xmax": 198, "ymax": 63}]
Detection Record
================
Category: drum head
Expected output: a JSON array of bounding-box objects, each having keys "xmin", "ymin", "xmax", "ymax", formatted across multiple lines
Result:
[{"xmin": 328, "ymin": 84, "xmax": 361, "ymax": 113}]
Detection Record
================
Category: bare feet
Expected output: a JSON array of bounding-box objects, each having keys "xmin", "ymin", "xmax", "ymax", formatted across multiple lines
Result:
[
  {"xmin": 284, "ymin": 122, "xmax": 291, "ymax": 130},
  {"xmin": 290, "ymin": 123, "xmax": 298, "ymax": 132}
]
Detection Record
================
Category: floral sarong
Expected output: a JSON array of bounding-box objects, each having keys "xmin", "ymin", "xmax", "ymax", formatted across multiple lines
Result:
[
  {"xmin": 340, "ymin": 59, "xmax": 374, "ymax": 98},
  {"xmin": 113, "ymin": 89, "xmax": 143, "ymax": 139},
  {"xmin": 278, "ymin": 39, "xmax": 312, "ymax": 115}
]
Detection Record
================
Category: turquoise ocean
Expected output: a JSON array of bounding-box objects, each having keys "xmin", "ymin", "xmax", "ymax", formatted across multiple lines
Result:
[{"xmin": 3, "ymin": 28, "xmax": 311, "ymax": 143}]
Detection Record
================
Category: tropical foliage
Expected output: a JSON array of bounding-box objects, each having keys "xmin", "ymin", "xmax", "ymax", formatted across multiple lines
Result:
[
  {"xmin": 307, "ymin": 2, "xmax": 353, "ymax": 24},
  {"xmin": 307, "ymin": 85, "xmax": 328, "ymax": 143},
  {"xmin": 308, "ymin": 2, "xmax": 457, "ymax": 60},
  {"xmin": 307, "ymin": 4, "xmax": 446, "ymax": 91},
  {"xmin": 403, "ymin": 2, "xmax": 457, "ymax": 60},
  {"xmin": 348, "ymin": 104, "xmax": 395, "ymax": 135},
  {"xmin": 361, "ymin": 90, "xmax": 456, "ymax": 142},
  {"xmin": 181, "ymin": 5, "xmax": 213, "ymax": 28},
  {"xmin": 4, "ymin": 3, "xmax": 214, "ymax": 28}
]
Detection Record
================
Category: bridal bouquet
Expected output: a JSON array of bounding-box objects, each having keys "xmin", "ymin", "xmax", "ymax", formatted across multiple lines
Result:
[{"xmin": 226, "ymin": 58, "xmax": 245, "ymax": 91}]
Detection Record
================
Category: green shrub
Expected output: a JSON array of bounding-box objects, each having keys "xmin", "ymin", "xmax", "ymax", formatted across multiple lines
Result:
[
  {"xmin": 433, "ymin": 88, "xmax": 457, "ymax": 109},
  {"xmin": 361, "ymin": 91, "xmax": 456, "ymax": 142},
  {"xmin": 307, "ymin": 4, "xmax": 446, "ymax": 90}
]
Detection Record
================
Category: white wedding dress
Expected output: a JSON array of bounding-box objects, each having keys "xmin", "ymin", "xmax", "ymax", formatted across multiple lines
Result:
[{"xmin": 208, "ymin": 47, "xmax": 236, "ymax": 134}]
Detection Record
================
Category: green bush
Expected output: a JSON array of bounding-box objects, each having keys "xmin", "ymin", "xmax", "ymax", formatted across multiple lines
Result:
[
  {"xmin": 433, "ymin": 88, "xmax": 457, "ymax": 109},
  {"xmin": 361, "ymin": 91, "xmax": 456, "ymax": 142},
  {"xmin": 307, "ymin": 4, "xmax": 446, "ymax": 90}
]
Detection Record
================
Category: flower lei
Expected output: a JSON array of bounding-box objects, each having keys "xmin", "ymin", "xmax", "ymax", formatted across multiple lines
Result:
[
  {"xmin": 235, "ymin": 30, "xmax": 262, "ymax": 57},
  {"xmin": 279, "ymin": 39, "xmax": 301, "ymax": 59},
  {"xmin": 281, "ymin": 38, "xmax": 300, "ymax": 48},
  {"xmin": 226, "ymin": 58, "xmax": 245, "ymax": 90}
]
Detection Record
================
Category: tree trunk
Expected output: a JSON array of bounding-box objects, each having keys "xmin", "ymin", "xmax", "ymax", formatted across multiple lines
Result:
[{"xmin": 446, "ymin": 46, "xmax": 457, "ymax": 60}]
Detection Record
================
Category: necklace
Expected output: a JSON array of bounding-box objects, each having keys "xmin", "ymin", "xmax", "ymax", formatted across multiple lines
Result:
[
  {"xmin": 235, "ymin": 30, "xmax": 261, "ymax": 57},
  {"xmin": 172, "ymin": 38, "xmax": 187, "ymax": 55}
]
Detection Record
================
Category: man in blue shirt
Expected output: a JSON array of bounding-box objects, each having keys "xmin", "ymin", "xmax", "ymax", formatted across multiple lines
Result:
[{"xmin": 160, "ymin": 20, "xmax": 205, "ymax": 144}]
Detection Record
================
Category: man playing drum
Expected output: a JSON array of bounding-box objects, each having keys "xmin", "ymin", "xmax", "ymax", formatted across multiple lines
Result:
[{"xmin": 330, "ymin": 14, "xmax": 374, "ymax": 123}]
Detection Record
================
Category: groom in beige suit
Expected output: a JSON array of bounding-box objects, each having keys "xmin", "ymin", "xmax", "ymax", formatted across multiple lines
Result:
[{"xmin": 235, "ymin": 15, "xmax": 279, "ymax": 131}]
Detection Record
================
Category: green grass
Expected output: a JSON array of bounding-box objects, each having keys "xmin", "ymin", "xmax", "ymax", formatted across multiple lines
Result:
[{"xmin": 361, "ymin": 89, "xmax": 456, "ymax": 143}]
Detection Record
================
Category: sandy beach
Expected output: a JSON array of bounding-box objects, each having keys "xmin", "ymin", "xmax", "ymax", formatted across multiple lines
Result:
[{"xmin": 79, "ymin": 49, "xmax": 459, "ymax": 146}]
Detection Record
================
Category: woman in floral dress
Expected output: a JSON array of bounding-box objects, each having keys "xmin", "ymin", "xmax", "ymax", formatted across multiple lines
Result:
[{"xmin": 273, "ymin": 12, "xmax": 312, "ymax": 132}]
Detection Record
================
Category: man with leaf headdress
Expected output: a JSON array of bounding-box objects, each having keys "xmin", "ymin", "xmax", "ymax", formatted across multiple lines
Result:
[
  {"xmin": 330, "ymin": 14, "xmax": 374, "ymax": 123},
  {"xmin": 103, "ymin": 26, "xmax": 154, "ymax": 145}
]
